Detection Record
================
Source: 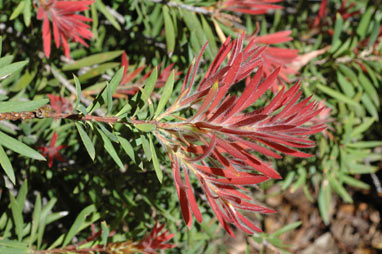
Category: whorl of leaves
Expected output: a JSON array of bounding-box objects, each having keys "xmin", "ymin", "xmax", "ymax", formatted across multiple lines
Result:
[{"xmin": 152, "ymin": 34, "xmax": 326, "ymax": 236}]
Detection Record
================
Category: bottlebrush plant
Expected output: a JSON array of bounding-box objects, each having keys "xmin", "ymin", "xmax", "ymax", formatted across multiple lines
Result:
[
  {"xmin": 1, "ymin": 0, "xmax": 381, "ymax": 253},
  {"xmin": 0, "ymin": 33, "xmax": 325, "ymax": 239}
]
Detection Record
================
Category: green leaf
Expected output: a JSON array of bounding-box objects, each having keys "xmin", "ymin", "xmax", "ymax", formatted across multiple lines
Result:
[
  {"xmin": 291, "ymin": 168, "xmax": 306, "ymax": 192},
  {"xmin": 271, "ymin": 221, "xmax": 302, "ymax": 238},
  {"xmin": 0, "ymin": 60, "xmax": 28, "ymax": 80},
  {"xmin": 86, "ymin": 84, "xmax": 107, "ymax": 114},
  {"xmin": 134, "ymin": 123, "xmax": 156, "ymax": 132},
  {"xmin": 338, "ymin": 63, "xmax": 358, "ymax": 84},
  {"xmin": 10, "ymin": 68, "xmax": 37, "ymax": 92},
  {"xmin": 9, "ymin": 1, "xmax": 25, "ymax": 20},
  {"xmin": 0, "ymin": 130, "xmax": 45, "ymax": 160},
  {"xmin": 316, "ymin": 84, "xmax": 360, "ymax": 107},
  {"xmin": 351, "ymin": 117, "xmax": 375, "ymax": 138},
  {"xmin": 78, "ymin": 62, "xmax": 119, "ymax": 82},
  {"xmin": 346, "ymin": 161, "xmax": 377, "ymax": 174},
  {"xmin": 337, "ymin": 72, "xmax": 355, "ymax": 97},
  {"xmin": 347, "ymin": 141, "xmax": 382, "ymax": 148},
  {"xmin": 97, "ymin": 127, "xmax": 124, "ymax": 170},
  {"xmin": 10, "ymin": 194, "xmax": 23, "ymax": 241},
  {"xmin": 342, "ymin": 112, "xmax": 354, "ymax": 144},
  {"xmin": 45, "ymin": 212, "xmax": 67, "ymax": 226},
  {"xmin": 0, "ymin": 240, "xmax": 29, "ymax": 254},
  {"xmin": 333, "ymin": 38, "xmax": 351, "ymax": 58},
  {"xmin": 0, "ymin": 145, "xmax": 15, "ymax": 184},
  {"xmin": 141, "ymin": 67, "xmax": 158, "ymax": 103},
  {"xmin": 62, "ymin": 51, "xmax": 123, "ymax": 71},
  {"xmin": 116, "ymin": 103, "xmax": 132, "ymax": 117},
  {"xmin": 368, "ymin": 19, "xmax": 381, "ymax": 47},
  {"xmin": 29, "ymin": 194, "xmax": 41, "ymax": 247},
  {"xmin": 38, "ymin": 198, "xmax": 57, "ymax": 249},
  {"xmin": 97, "ymin": 123, "xmax": 119, "ymax": 143},
  {"xmin": 23, "ymin": 0, "xmax": 31, "ymax": 27},
  {"xmin": 16, "ymin": 180, "xmax": 28, "ymax": 210},
  {"xmin": 149, "ymin": 134, "xmax": 163, "ymax": 183},
  {"xmin": 181, "ymin": 10, "xmax": 206, "ymax": 56},
  {"xmin": 100, "ymin": 221, "xmax": 109, "ymax": 248},
  {"xmin": 361, "ymin": 61, "xmax": 379, "ymax": 88},
  {"xmin": 331, "ymin": 13, "xmax": 343, "ymax": 47},
  {"xmin": 0, "ymin": 99, "xmax": 49, "ymax": 113},
  {"xmin": 358, "ymin": 72, "xmax": 379, "ymax": 107},
  {"xmin": 201, "ymin": 15, "xmax": 217, "ymax": 56},
  {"xmin": 342, "ymin": 175, "xmax": 369, "ymax": 190},
  {"xmin": 73, "ymin": 75, "xmax": 81, "ymax": 110},
  {"xmin": 356, "ymin": 7, "xmax": 373, "ymax": 39},
  {"xmin": 95, "ymin": 0, "xmax": 121, "ymax": 31},
  {"xmin": 361, "ymin": 93, "xmax": 379, "ymax": 119},
  {"xmin": 107, "ymin": 67, "xmax": 124, "ymax": 114},
  {"xmin": 318, "ymin": 181, "xmax": 331, "ymax": 225},
  {"xmin": 0, "ymin": 55, "xmax": 14, "ymax": 69},
  {"xmin": 281, "ymin": 171, "xmax": 295, "ymax": 190},
  {"xmin": 63, "ymin": 205, "xmax": 96, "ymax": 246},
  {"xmin": 117, "ymin": 136, "xmax": 135, "ymax": 163},
  {"xmin": 154, "ymin": 70, "xmax": 175, "ymax": 118},
  {"xmin": 163, "ymin": 6, "xmax": 175, "ymax": 55},
  {"xmin": 75, "ymin": 123, "xmax": 95, "ymax": 161},
  {"xmin": 329, "ymin": 175, "xmax": 353, "ymax": 203},
  {"xmin": 140, "ymin": 135, "xmax": 152, "ymax": 162}
]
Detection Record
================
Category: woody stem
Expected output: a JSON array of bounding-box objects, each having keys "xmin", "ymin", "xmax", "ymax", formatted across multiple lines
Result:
[
  {"xmin": 0, "ymin": 110, "xmax": 158, "ymax": 127},
  {"xmin": 33, "ymin": 246, "xmax": 107, "ymax": 254},
  {"xmin": 44, "ymin": 112, "xmax": 156, "ymax": 125},
  {"xmin": 46, "ymin": 112, "xmax": 120, "ymax": 124}
]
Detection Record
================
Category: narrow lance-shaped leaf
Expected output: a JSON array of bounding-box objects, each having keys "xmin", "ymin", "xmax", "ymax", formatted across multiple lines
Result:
[
  {"xmin": 141, "ymin": 66, "xmax": 158, "ymax": 103},
  {"xmin": 0, "ymin": 60, "xmax": 28, "ymax": 80},
  {"xmin": 10, "ymin": 194, "xmax": 24, "ymax": 242},
  {"xmin": 97, "ymin": 127, "xmax": 124, "ymax": 170},
  {"xmin": 149, "ymin": 134, "xmax": 163, "ymax": 183},
  {"xmin": 29, "ymin": 193, "xmax": 41, "ymax": 247},
  {"xmin": 0, "ymin": 145, "xmax": 15, "ymax": 184},
  {"xmin": 331, "ymin": 13, "xmax": 343, "ymax": 47},
  {"xmin": 154, "ymin": 70, "xmax": 175, "ymax": 119},
  {"xmin": 117, "ymin": 136, "xmax": 135, "ymax": 162},
  {"xmin": 75, "ymin": 123, "xmax": 95, "ymax": 161},
  {"xmin": 0, "ymin": 99, "xmax": 49, "ymax": 113},
  {"xmin": 10, "ymin": 1, "xmax": 25, "ymax": 20},
  {"xmin": 0, "ymin": 131, "xmax": 46, "ymax": 160},
  {"xmin": 163, "ymin": 5, "xmax": 175, "ymax": 55},
  {"xmin": 63, "ymin": 50, "xmax": 123, "ymax": 71},
  {"xmin": 62, "ymin": 205, "xmax": 96, "ymax": 246},
  {"xmin": 107, "ymin": 67, "xmax": 124, "ymax": 113},
  {"xmin": 73, "ymin": 75, "xmax": 82, "ymax": 111},
  {"xmin": 95, "ymin": 0, "xmax": 121, "ymax": 31},
  {"xmin": 23, "ymin": 0, "xmax": 31, "ymax": 26},
  {"xmin": 318, "ymin": 181, "xmax": 331, "ymax": 225},
  {"xmin": 356, "ymin": 7, "xmax": 373, "ymax": 39}
]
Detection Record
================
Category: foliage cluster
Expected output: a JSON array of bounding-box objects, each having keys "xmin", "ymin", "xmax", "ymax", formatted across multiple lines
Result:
[{"xmin": 0, "ymin": 0, "xmax": 381, "ymax": 253}]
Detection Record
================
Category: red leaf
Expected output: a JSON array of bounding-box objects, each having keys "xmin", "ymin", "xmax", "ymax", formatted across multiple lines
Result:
[
  {"xmin": 184, "ymin": 167, "xmax": 203, "ymax": 223},
  {"xmin": 209, "ymin": 175, "xmax": 269, "ymax": 185},
  {"xmin": 37, "ymin": 0, "xmax": 93, "ymax": 58}
]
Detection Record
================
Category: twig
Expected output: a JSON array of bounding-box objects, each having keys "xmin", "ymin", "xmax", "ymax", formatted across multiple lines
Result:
[{"xmin": 371, "ymin": 173, "xmax": 382, "ymax": 195}]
